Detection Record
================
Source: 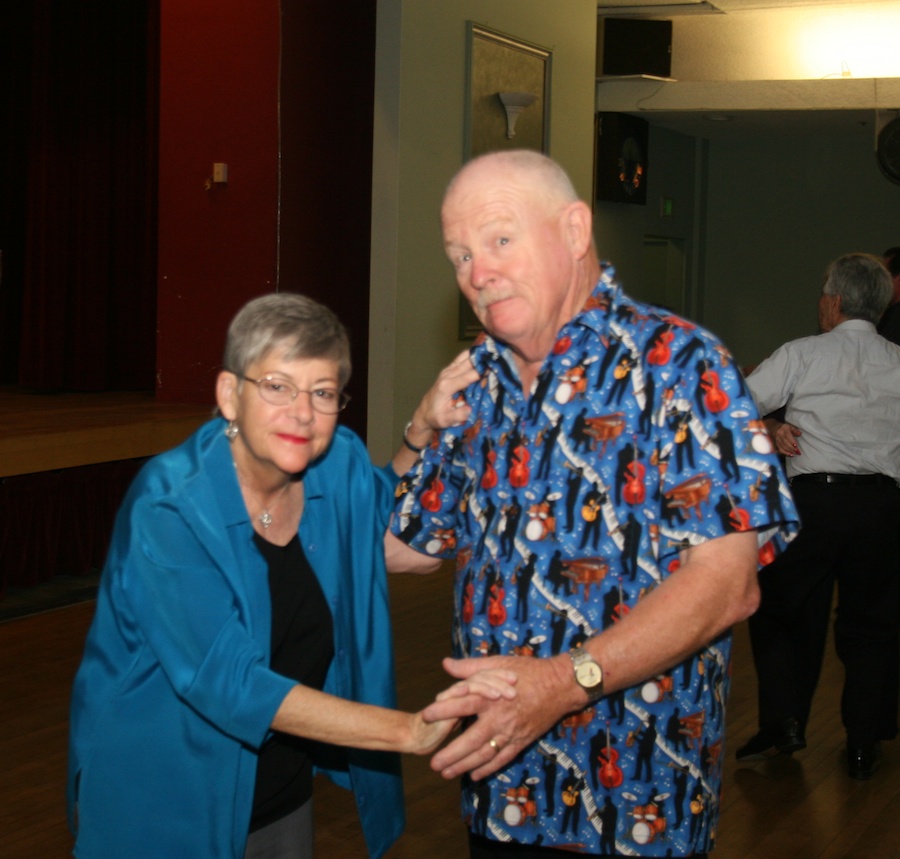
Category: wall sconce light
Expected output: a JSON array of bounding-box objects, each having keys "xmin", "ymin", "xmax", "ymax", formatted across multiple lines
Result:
[{"xmin": 498, "ymin": 92, "xmax": 538, "ymax": 139}]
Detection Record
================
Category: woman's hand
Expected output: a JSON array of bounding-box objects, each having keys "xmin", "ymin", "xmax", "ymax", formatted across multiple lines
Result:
[
  {"xmin": 766, "ymin": 418, "xmax": 802, "ymax": 457},
  {"xmin": 433, "ymin": 668, "xmax": 519, "ymax": 703},
  {"xmin": 406, "ymin": 712, "xmax": 458, "ymax": 755},
  {"xmin": 402, "ymin": 669, "xmax": 519, "ymax": 755},
  {"xmin": 405, "ymin": 350, "xmax": 480, "ymax": 448}
]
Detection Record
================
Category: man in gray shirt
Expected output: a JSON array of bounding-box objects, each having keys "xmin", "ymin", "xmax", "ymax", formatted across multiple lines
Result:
[{"xmin": 736, "ymin": 252, "xmax": 900, "ymax": 779}]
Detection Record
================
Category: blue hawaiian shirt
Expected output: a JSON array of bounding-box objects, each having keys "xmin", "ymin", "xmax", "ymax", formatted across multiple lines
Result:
[{"xmin": 392, "ymin": 266, "xmax": 799, "ymax": 856}]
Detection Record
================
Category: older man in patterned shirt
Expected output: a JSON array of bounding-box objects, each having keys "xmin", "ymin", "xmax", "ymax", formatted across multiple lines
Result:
[{"xmin": 387, "ymin": 151, "xmax": 799, "ymax": 858}]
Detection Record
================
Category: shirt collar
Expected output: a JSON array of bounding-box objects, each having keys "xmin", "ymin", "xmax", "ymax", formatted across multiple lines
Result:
[
  {"xmin": 469, "ymin": 263, "xmax": 622, "ymax": 373},
  {"xmin": 830, "ymin": 318, "xmax": 878, "ymax": 334}
]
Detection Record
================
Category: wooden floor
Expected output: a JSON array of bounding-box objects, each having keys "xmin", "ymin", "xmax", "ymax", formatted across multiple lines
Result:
[{"xmin": 3, "ymin": 571, "xmax": 899, "ymax": 858}]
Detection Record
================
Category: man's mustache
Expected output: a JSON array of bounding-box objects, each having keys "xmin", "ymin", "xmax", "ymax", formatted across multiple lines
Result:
[{"xmin": 475, "ymin": 291, "xmax": 514, "ymax": 313}]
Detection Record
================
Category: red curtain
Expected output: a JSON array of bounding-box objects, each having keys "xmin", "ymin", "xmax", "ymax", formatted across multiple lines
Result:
[{"xmin": 0, "ymin": 1, "xmax": 159, "ymax": 391}]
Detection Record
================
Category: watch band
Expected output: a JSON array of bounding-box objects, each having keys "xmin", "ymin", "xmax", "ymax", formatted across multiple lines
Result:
[
  {"xmin": 402, "ymin": 421, "xmax": 425, "ymax": 453},
  {"xmin": 569, "ymin": 647, "xmax": 604, "ymax": 703}
]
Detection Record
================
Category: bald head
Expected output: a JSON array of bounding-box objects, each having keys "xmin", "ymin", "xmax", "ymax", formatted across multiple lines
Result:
[{"xmin": 443, "ymin": 150, "xmax": 580, "ymax": 213}]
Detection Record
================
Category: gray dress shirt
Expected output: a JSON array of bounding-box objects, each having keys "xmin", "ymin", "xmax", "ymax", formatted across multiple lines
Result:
[{"xmin": 746, "ymin": 319, "xmax": 900, "ymax": 480}]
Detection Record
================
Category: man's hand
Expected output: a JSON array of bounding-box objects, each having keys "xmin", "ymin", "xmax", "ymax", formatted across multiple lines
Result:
[{"xmin": 422, "ymin": 654, "xmax": 577, "ymax": 781}]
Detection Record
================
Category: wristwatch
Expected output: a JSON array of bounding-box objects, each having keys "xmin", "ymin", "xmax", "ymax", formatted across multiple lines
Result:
[{"xmin": 569, "ymin": 647, "xmax": 604, "ymax": 703}]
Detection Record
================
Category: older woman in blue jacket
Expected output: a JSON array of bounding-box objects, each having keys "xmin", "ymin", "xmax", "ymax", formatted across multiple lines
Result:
[{"xmin": 67, "ymin": 293, "xmax": 508, "ymax": 858}]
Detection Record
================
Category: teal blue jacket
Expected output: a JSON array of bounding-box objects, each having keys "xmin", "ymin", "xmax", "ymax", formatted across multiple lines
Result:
[{"xmin": 68, "ymin": 419, "xmax": 404, "ymax": 857}]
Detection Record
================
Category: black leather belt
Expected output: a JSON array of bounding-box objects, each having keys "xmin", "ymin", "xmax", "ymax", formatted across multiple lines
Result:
[{"xmin": 790, "ymin": 472, "xmax": 896, "ymax": 486}]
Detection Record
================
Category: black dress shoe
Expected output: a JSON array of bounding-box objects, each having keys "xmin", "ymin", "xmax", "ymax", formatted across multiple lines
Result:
[
  {"xmin": 735, "ymin": 717, "xmax": 806, "ymax": 761},
  {"xmin": 848, "ymin": 742, "xmax": 882, "ymax": 780}
]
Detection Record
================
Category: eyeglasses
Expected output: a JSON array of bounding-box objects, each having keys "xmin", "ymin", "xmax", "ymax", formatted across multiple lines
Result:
[{"xmin": 238, "ymin": 374, "xmax": 350, "ymax": 414}]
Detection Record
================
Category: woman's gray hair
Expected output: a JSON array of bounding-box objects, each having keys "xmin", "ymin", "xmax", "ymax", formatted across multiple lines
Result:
[
  {"xmin": 223, "ymin": 292, "xmax": 351, "ymax": 386},
  {"xmin": 822, "ymin": 253, "xmax": 893, "ymax": 324}
]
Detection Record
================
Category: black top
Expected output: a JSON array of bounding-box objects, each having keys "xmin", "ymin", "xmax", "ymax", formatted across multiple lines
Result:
[{"xmin": 249, "ymin": 532, "xmax": 335, "ymax": 832}]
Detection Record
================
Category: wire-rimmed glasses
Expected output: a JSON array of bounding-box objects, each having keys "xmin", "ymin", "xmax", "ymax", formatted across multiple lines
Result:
[{"xmin": 238, "ymin": 374, "xmax": 350, "ymax": 414}]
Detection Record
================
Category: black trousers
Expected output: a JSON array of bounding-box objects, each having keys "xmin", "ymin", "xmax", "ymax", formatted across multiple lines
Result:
[{"xmin": 748, "ymin": 480, "xmax": 900, "ymax": 746}]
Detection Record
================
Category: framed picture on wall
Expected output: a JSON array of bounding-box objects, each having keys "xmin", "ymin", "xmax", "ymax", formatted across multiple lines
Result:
[
  {"xmin": 459, "ymin": 23, "xmax": 552, "ymax": 339},
  {"xmin": 464, "ymin": 22, "xmax": 551, "ymax": 160},
  {"xmin": 595, "ymin": 111, "xmax": 649, "ymax": 206}
]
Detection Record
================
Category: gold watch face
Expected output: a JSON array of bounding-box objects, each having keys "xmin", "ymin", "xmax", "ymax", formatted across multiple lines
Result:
[{"xmin": 576, "ymin": 661, "xmax": 602, "ymax": 688}]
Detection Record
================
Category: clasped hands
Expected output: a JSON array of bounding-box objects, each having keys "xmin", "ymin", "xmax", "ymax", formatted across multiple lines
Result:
[{"xmin": 415, "ymin": 654, "xmax": 573, "ymax": 781}]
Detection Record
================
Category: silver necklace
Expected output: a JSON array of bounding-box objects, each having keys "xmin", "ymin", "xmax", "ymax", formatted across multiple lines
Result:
[
  {"xmin": 236, "ymin": 469, "xmax": 292, "ymax": 529},
  {"xmin": 258, "ymin": 481, "xmax": 291, "ymax": 529}
]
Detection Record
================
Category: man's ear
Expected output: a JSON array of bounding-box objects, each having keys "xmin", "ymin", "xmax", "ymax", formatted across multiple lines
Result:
[
  {"xmin": 831, "ymin": 292, "xmax": 843, "ymax": 320},
  {"xmin": 564, "ymin": 201, "xmax": 594, "ymax": 260},
  {"xmin": 216, "ymin": 370, "xmax": 239, "ymax": 421}
]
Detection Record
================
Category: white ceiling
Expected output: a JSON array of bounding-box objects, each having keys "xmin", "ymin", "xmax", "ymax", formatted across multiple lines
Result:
[{"xmin": 596, "ymin": 0, "xmax": 900, "ymax": 139}]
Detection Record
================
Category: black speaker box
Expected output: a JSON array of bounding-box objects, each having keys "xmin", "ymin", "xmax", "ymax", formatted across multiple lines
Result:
[{"xmin": 597, "ymin": 18, "xmax": 672, "ymax": 79}]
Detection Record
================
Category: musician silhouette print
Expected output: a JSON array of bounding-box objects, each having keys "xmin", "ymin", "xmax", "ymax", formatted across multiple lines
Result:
[
  {"xmin": 579, "ymin": 483, "xmax": 606, "ymax": 550},
  {"xmin": 514, "ymin": 553, "xmax": 538, "ymax": 622},
  {"xmin": 560, "ymin": 767, "xmax": 585, "ymax": 834},
  {"xmin": 711, "ymin": 420, "xmax": 741, "ymax": 482}
]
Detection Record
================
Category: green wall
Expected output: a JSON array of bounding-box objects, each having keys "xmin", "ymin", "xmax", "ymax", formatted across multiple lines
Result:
[
  {"xmin": 369, "ymin": 0, "xmax": 598, "ymax": 461},
  {"xmin": 593, "ymin": 121, "xmax": 900, "ymax": 369},
  {"xmin": 703, "ymin": 129, "xmax": 900, "ymax": 367}
]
